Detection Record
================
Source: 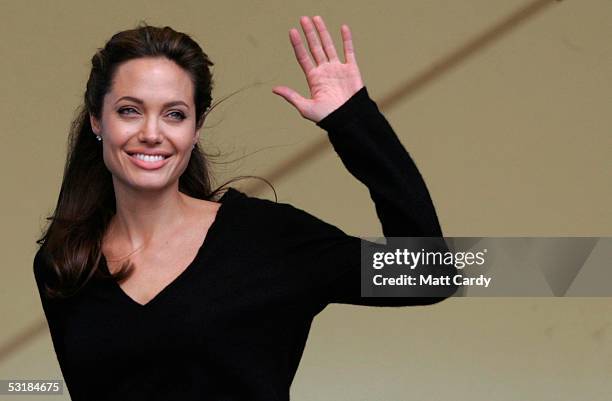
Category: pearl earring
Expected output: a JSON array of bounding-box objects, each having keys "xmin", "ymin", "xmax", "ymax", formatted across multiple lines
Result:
[{"xmin": 96, "ymin": 135, "xmax": 102, "ymax": 141}]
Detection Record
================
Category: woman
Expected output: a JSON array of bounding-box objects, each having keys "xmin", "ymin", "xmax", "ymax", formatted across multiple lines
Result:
[{"xmin": 34, "ymin": 16, "xmax": 457, "ymax": 401}]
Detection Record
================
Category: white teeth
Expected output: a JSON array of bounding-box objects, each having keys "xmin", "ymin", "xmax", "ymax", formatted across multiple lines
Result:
[{"xmin": 133, "ymin": 153, "xmax": 166, "ymax": 162}]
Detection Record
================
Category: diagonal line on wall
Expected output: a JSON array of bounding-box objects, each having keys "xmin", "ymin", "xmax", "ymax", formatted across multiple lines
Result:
[
  {"xmin": 0, "ymin": 320, "xmax": 48, "ymax": 362},
  {"xmin": 1, "ymin": 0, "xmax": 562, "ymax": 366}
]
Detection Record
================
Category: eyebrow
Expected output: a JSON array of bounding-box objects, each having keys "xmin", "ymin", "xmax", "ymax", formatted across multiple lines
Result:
[{"xmin": 114, "ymin": 96, "xmax": 190, "ymax": 108}]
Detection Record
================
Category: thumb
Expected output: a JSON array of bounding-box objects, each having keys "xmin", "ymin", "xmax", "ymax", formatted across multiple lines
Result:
[{"xmin": 272, "ymin": 86, "xmax": 310, "ymax": 116}]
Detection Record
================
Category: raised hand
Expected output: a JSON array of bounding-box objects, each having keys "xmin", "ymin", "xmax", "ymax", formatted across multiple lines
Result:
[{"xmin": 272, "ymin": 16, "xmax": 365, "ymax": 123}]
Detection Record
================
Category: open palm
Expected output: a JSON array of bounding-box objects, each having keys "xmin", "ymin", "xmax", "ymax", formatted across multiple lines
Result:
[{"xmin": 272, "ymin": 16, "xmax": 365, "ymax": 123}]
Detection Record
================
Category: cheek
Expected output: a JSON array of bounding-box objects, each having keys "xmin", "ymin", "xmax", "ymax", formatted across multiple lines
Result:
[
  {"xmin": 171, "ymin": 130, "xmax": 197, "ymax": 156},
  {"xmin": 174, "ymin": 140, "xmax": 197, "ymax": 175},
  {"xmin": 100, "ymin": 135, "xmax": 129, "ymax": 173},
  {"xmin": 177, "ymin": 147, "xmax": 194, "ymax": 173}
]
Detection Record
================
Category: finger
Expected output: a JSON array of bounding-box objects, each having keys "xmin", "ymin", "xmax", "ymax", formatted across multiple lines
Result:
[
  {"xmin": 312, "ymin": 15, "xmax": 339, "ymax": 62},
  {"xmin": 272, "ymin": 86, "xmax": 310, "ymax": 115},
  {"xmin": 289, "ymin": 28, "xmax": 315, "ymax": 75},
  {"xmin": 300, "ymin": 16, "xmax": 327, "ymax": 65},
  {"xmin": 341, "ymin": 24, "xmax": 357, "ymax": 64}
]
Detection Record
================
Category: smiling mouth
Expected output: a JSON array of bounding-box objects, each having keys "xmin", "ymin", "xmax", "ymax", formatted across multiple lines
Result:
[{"xmin": 126, "ymin": 152, "xmax": 170, "ymax": 162}]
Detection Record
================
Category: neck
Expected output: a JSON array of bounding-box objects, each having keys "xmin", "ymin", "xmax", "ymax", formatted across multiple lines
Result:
[{"xmin": 108, "ymin": 179, "xmax": 190, "ymax": 251}]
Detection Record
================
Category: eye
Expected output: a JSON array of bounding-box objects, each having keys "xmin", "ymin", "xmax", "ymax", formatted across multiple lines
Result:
[
  {"xmin": 117, "ymin": 107, "xmax": 138, "ymax": 116},
  {"xmin": 168, "ymin": 111, "xmax": 186, "ymax": 121}
]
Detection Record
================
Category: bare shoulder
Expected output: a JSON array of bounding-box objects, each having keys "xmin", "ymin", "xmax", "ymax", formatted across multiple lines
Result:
[{"xmin": 183, "ymin": 194, "xmax": 222, "ymax": 224}]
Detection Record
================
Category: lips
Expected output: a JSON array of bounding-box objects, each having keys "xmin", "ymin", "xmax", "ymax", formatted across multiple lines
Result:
[
  {"xmin": 125, "ymin": 151, "xmax": 172, "ymax": 170},
  {"xmin": 131, "ymin": 153, "xmax": 167, "ymax": 162},
  {"xmin": 125, "ymin": 150, "xmax": 173, "ymax": 157}
]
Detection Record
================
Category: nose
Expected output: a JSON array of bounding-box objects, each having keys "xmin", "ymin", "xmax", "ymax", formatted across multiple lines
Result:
[{"xmin": 137, "ymin": 117, "xmax": 163, "ymax": 144}]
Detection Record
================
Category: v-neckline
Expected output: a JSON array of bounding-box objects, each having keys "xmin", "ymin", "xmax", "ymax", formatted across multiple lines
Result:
[{"xmin": 100, "ymin": 188, "xmax": 237, "ymax": 309}]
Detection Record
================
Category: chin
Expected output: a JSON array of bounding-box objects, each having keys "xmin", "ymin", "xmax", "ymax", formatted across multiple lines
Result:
[
  {"xmin": 114, "ymin": 175, "xmax": 176, "ymax": 193},
  {"xmin": 133, "ymin": 180, "xmax": 175, "ymax": 192}
]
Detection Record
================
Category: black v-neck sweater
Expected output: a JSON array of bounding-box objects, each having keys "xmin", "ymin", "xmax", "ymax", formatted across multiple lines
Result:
[{"xmin": 33, "ymin": 87, "xmax": 458, "ymax": 401}]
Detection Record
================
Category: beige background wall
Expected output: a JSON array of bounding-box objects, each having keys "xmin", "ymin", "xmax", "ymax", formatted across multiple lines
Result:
[{"xmin": 1, "ymin": 0, "xmax": 611, "ymax": 400}]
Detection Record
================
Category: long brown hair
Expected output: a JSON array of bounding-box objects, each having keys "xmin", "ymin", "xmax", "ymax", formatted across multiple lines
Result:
[{"xmin": 36, "ymin": 22, "xmax": 268, "ymax": 299}]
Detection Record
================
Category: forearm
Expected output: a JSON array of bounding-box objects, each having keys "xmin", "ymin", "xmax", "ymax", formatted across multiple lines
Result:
[{"xmin": 317, "ymin": 86, "xmax": 443, "ymax": 237}]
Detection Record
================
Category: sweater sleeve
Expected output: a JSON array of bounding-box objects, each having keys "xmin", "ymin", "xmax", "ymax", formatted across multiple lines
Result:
[
  {"xmin": 277, "ymin": 86, "xmax": 458, "ymax": 313},
  {"xmin": 317, "ymin": 86, "xmax": 443, "ymax": 238}
]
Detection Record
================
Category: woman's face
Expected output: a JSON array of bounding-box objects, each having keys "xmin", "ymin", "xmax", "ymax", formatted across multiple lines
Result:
[{"xmin": 90, "ymin": 57, "xmax": 199, "ymax": 194}]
